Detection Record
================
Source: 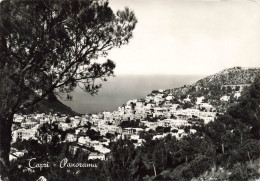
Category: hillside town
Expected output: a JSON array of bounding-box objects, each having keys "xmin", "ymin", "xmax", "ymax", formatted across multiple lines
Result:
[
  {"xmin": 1, "ymin": 0, "xmax": 260, "ymax": 179},
  {"xmin": 10, "ymin": 83, "xmax": 249, "ymax": 162}
]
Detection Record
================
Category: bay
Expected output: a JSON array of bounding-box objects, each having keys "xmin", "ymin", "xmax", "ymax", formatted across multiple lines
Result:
[{"xmin": 59, "ymin": 74, "xmax": 205, "ymax": 114}]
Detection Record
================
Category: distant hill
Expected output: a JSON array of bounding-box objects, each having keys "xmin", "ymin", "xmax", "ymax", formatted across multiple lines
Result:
[
  {"xmin": 22, "ymin": 96, "xmax": 79, "ymax": 116},
  {"xmin": 193, "ymin": 67, "xmax": 260, "ymax": 87},
  {"xmin": 167, "ymin": 67, "xmax": 260, "ymax": 95}
]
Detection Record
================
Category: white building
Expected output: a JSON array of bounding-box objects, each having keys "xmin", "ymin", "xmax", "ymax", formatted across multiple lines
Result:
[
  {"xmin": 196, "ymin": 96, "xmax": 205, "ymax": 105},
  {"xmin": 200, "ymin": 103, "xmax": 215, "ymax": 111},
  {"xmin": 65, "ymin": 133, "xmax": 77, "ymax": 142},
  {"xmin": 130, "ymin": 135, "xmax": 140, "ymax": 140},
  {"xmin": 166, "ymin": 95, "xmax": 174, "ymax": 101},
  {"xmin": 78, "ymin": 136, "xmax": 91, "ymax": 145},
  {"xmin": 234, "ymin": 91, "xmax": 241, "ymax": 99},
  {"xmin": 21, "ymin": 122, "xmax": 37, "ymax": 129},
  {"xmin": 58, "ymin": 122, "xmax": 70, "ymax": 131},
  {"xmin": 220, "ymin": 95, "xmax": 230, "ymax": 102},
  {"xmin": 12, "ymin": 128, "xmax": 36, "ymax": 142},
  {"xmin": 13, "ymin": 115, "xmax": 25, "ymax": 123},
  {"xmin": 170, "ymin": 119, "xmax": 190, "ymax": 127},
  {"xmin": 203, "ymin": 117, "xmax": 215, "ymax": 124},
  {"xmin": 88, "ymin": 153, "xmax": 106, "ymax": 160},
  {"xmin": 93, "ymin": 145, "xmax": 110, "ymax": 154},
  {"xmin": 99, "ymin": 125, "xmax": 122, "ymax": 136}
]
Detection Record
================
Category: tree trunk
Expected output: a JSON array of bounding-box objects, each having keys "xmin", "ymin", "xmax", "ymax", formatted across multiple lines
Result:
[
  {"xmin": 153, "ymin": 163, "xmax": 157, "ymax": 176},
  {"xmin": 221, "ymin": 143, "xmax": 224, "ymax": 154},
  {"xmin": 240, "ymin": 133, "xmax": 243, "ymax": 144},
  {"xmin": 0, "ymin": 114, "xmax": 13, "ymax": 181},
  {"xmin": 247, "ymin": 150, "xmax": 253, "ymax": 167}
]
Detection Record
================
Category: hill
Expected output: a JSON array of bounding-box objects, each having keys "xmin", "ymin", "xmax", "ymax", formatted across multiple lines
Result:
[
  {"xmin": 193, "ymin": 66, "xmax": 260, "ymax": 87},
  {"xmin": 168, "ymin": 67, "xmax": 260, "ymax": 96},
  {"xmin": 21, "ymin": 96, "xmax": 79, "ymax": 116}
]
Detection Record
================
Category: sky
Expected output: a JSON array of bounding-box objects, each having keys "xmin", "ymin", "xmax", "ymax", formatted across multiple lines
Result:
[{"xmin": 101, "ymin": 0, "xmax": 260, "ymax": 75}]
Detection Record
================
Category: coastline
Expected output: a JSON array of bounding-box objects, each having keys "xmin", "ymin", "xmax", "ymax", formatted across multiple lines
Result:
[{"xmin": 60, "ymin": 74, "xmax": 205, "ymax": 114}]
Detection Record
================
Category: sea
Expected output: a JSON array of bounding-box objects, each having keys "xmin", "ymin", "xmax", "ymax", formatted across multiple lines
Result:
[{"xmin": 59, "ymin": 74, "xmax": 205, "ymax": 114}]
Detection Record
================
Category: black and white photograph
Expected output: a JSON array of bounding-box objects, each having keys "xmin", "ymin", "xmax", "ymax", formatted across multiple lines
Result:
[{"xmin": 0, "ymin": 0, "xmax": 260, "ymax": 180}]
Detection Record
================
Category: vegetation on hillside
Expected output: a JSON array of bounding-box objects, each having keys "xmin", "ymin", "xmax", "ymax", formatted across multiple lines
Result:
[
  {"xmin": 170, "ymin": 67, "xmax": 260, "ymax": 97},
  {"xmin": 194, "ymin": 67, "xmax": 260, "ymax": 87}
]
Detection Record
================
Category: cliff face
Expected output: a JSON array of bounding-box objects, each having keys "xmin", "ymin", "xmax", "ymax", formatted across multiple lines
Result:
[{"xmin": 193, "ymin": 67, "xmax": 260, "ymax": 87}]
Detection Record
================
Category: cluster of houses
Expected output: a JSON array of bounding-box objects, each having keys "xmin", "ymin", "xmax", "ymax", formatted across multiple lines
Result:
[
  {"xmin": 220, "ymin": 84, "xmax": 247, "ymax": 102},
  {"xmin": 11, "ymin": 88, "xmax": 221, "ymax": 161}
]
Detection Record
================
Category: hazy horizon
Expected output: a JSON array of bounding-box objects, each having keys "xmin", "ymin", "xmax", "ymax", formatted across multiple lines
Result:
[{"xmin": 60, "ymin": 74, "xmax": 205, "ymax": 114}]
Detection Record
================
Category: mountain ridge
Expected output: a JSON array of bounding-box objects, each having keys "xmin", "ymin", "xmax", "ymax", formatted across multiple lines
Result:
[{"xmin": 192, "ymin": 66, "xmax": 260, "ymax": 87}]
